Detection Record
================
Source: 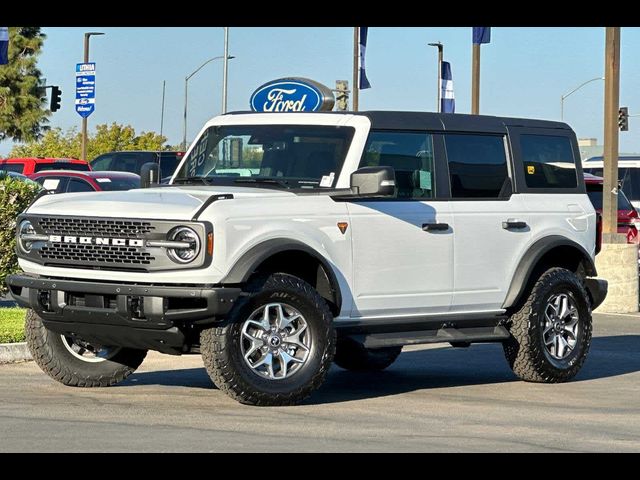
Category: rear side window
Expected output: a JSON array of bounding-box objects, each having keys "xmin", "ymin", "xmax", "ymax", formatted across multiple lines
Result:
[
  {"xmin": 90, "ymin": 155, "xmax": 113, "ymax": 171},
  {"xmin": 66, "ymin": 178, "xmax": 95, "ymax": 192},
  {"xmin": 586, "ymin": 183, "xmax": 635, "ymax": 211},
  {"xmin": 586, "ymin": 167, "xmax": 640, "ymax": 204},
  {"xmin": 112, "ymin": 153, "xmax": 155, "ymax": 174},
  {"xmin": 360, "ymin": 131, "xmax": 434, "ymax": 199},
  {"xmin": 0, "ymin": 163, "xmax": 25, "ymax": 173},
  {"xmin": 35, "ymin": 162, "xmax": 90, "ymax": 172},
  {"xmin": 520, "ymin": 135, "xmax": 577, "ymax": 189},
  {"xmin": 444, "ymin": 134, "xmax": 508, "ymax": 198},
  {"xmin": 159, "ymin": 153, "xmax": 180, "ymax": 179}
]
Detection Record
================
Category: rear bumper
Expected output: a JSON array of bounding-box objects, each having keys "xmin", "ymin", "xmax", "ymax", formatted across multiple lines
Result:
[
  {"xmin": 585, "ymin": 278, "xmax": 608, "ymax": 310},
  {"xmin": 6, "ymin": 274, "xmax": 241, "ymax": 354}
]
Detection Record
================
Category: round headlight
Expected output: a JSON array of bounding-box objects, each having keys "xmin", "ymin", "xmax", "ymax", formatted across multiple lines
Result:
[
  {"xmin": 167, "ymin": 226, "xmax": 200, "ymax": 264},
  {"xmin": 18, "ymin": 220, "xmax": 35, "ymax": 253}
]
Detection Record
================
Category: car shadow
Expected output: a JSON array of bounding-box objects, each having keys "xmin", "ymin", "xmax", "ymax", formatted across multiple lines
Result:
[{"xmin": 119, "ymin": 335, "xmax": 640, "ymax": 403}]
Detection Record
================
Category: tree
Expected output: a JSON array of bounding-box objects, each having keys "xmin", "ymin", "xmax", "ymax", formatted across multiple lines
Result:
[
  {"xmin": 0, "ymin": 27, "xmax": 49, "ymax": 142},
  {"xmin": 10, "ymin": 122, "xmax": 167, "ymax": 160}
]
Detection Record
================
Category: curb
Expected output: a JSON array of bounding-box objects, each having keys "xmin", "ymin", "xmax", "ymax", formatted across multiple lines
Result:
[{"xmin": 0, "ymin": 342, "xmax": 32, "ymax": 364}]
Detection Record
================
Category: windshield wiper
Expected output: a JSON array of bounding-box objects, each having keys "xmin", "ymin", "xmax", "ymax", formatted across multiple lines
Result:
[
  {"xmin": 172, "ymin": 176, "xmax": 213, "ymax": 185},
  {"xmin": 234, "ymin": 178, "xmax": 291, "ymax": 189}
]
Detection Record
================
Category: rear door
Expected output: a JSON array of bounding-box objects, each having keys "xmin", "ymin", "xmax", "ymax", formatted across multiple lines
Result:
[{"xmin": 444, "ymin": 132, "xmax": 532, "ymax": 312}]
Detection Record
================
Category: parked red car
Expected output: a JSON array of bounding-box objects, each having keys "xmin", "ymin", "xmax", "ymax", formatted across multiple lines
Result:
[
  {"xmin": 585, "ymin": 173, "xmax": 639, "ymax": 244},
  {"xmin": 30, "ymin": 170, "xmax": 140, "ymax": 193},
  {"xmin": 0, "ymin": 157, "xmax": 91, "ymax": 175}
]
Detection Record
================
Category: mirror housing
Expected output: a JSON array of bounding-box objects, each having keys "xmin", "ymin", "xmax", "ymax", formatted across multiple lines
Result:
[
  {"xmin": 140, "ymin": 162, "xmax": 161, "ymax": 189},
  {"xmin": 349, "ymin": 166, "xmax": 396, "ymax": 197}
]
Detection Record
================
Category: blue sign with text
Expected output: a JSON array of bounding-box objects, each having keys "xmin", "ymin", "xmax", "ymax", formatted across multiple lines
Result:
[
  {"xmin": 75, "ymin": 62, "xmax": 96, "ymax": 118},
  {"xmin": 250, "ymin": 78, "xmax": 335, "ymax": 113}
]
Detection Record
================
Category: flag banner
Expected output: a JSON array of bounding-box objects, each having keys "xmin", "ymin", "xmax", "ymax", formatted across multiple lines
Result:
[
  {"xmin": 473, "ymin": 27, "xmax": 491, "ymax": 44},
  {"xmin": 0, "ymin": 27, "xmax": 9, "ymax": 65},
  {"xmin": 441, "ymin": 61, "xmax": 455, "ymax": 114},
  {"xmin": 359, "ymin": 27, "xmax": 371, "ymax": 89}
]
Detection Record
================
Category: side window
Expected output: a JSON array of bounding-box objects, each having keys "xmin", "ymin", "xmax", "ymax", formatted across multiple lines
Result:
[
  {"xmin": 0, "ymin": 163, "xmax": 25, "ymax": 174},
  {"xmin": 37, "ymin": 177, "xmax": 66, "ymax": 193},
  {"xmin": 66, "ymin": 179, "xmax": 94, "ymax": 193},
  {"xmin": 360, "ymin": 131, "xmax": 434, "ymax": 199},
  {"xmin": 444, "ymin": 134, "xmax": 508, "ymax": 198},
  {"xmin": 520, "ymin": 134, "xmax": 577, "ymax": 189},
  {"xmin": 90, "ymin": 155, "xmax": 113, "ymax": 171}
]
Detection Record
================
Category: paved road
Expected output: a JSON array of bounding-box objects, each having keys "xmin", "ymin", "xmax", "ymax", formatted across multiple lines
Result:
[{"xmin": 1, "ymin": 313, "xmax": 639, "ymax": 452}]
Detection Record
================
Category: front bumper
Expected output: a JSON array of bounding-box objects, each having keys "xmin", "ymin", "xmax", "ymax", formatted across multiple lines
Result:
[
  {"xmin": 6, "ymin": 274, "xmax": 241, "ymax": 354},
  {"xmin": 585, "ymin": 278, "xmax": 608, "ymax": 310}
]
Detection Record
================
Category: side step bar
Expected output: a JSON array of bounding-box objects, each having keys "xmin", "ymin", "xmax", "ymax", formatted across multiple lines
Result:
[{"xmin": 348, "ymin": 326, "xmax": 511, "ymax": 349}]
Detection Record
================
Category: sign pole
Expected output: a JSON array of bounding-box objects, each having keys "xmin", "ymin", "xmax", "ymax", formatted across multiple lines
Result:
[
  {"xmin": 471, "ymin": 43, "xmax": 480, "ymax": 114},
  {"xmin": 352, "ymin": 27, "xmax": 359, "ymax": 112},
  {"xmin": 79, "ymin": 32, "xmax": 103, "ymax": 161},
  {"xmin": 80, "ymin": 35, "xmax": 89, "ymax": 161}
]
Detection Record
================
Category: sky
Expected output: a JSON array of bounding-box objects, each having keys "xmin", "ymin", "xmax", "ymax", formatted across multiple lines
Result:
[{"xmin": 2, "ymin": 26, "xmax": 640, "ymax": 157}]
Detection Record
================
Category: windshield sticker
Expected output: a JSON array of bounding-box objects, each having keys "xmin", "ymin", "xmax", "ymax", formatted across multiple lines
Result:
[
  {"xmin": 96, "ymin": 178, "xmax": 112, "ymax": 183},
  {"xmin": 42, "ymin": 179, "xmax": 60, "ymax": 190},
  {"xmin": 319, "ymin": 172, "xmax": 335, "ymax": 188}
]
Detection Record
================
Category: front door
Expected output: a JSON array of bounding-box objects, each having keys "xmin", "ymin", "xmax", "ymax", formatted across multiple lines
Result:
[{"xmin": 347, "ymin": 130, "xmax": 454, "ymax": 319}]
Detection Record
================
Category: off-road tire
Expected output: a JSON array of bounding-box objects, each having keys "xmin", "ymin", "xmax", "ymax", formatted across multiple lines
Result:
[
  {"xmin": 334, "ymin": 337, "xmax": 401, "ymax": 371},
  {"xmin": 25, "ymin": 309, "xmax": 147, "ymax": 387},
  {"xmin": 200, "ymin": 273, "xmax": 336, "ymax": 406},
  {"xmin": 503, "ymin": 267, "xmax": 592, "ymax": 383}
]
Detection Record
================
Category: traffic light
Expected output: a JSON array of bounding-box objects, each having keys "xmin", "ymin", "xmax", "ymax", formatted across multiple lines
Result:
[
  {"xmin": 50, "ymin": 86, "xmax": 62, "ymax": 112},
  {"xmin": 618, "ymin": 106, "xmax": 629, "ymax": 131}
]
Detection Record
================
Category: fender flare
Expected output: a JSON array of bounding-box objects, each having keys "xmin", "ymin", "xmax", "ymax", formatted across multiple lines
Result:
[
  {"xmin": 221, "ymin": 238, "xmax": 342, "ymax": 311},
  {"xmin": 502, "ymin": 235, "xmax": 596, "ymax": 309}
]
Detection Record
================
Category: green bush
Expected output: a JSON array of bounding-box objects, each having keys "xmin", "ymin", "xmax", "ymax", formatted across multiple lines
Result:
[
  {"xmin": 0, "ymin": 308, "xmax": 26, "ymax": 343},
  {"xmin": 0, "ymin": 178, "xmax": 42, "ymax": 295}
]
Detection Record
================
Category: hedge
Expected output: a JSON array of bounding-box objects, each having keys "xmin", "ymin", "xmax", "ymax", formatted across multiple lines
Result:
[{"xmin": 0, "ymin": 178, "xmax": 42, "ymax": 295}]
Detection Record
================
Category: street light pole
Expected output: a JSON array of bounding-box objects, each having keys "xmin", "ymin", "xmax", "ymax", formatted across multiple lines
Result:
[
  {"xmin": 80, "ymin": 32, "xmax": 104, "ymax": 161},
  {"xmin": 222, "ymin": 27, "xmax": 230, "ymax": 114},
  {"xmin": 428, "ymin": 42, "xmax": 443, "ymax": 113},
  {"xmin": 182, "ymin": 55, "xmax": 235, "ymax": 150},
  {"xmin": 560, "ymin": 76, "xmax": 604, "ymax": 121}
]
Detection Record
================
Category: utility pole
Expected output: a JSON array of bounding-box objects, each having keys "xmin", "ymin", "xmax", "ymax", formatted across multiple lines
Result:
[
  {"xmin": 602, "ymin": 27, "xmax": 622, "ymax": 242},
  {"xmin": 471, "ymin": 42, "xmax": 480, "ymax": 114},
  {"xmin": 160, "ymin": 80, "xmax": 166, "ymax": 139},
  {"xmin": 352, "ymin": 27, "xmax": 359, "ymax": 111},
  {"xmin": 222, "ymin": 27, "xmax": 229, "ymax": 114},
  {"xmin": 428, "ymin": 42, "xmax": 443, "ymax": 112},
  {"xmin": 80, "ymin": 32, "xmax": 104, "ymax": 161}
]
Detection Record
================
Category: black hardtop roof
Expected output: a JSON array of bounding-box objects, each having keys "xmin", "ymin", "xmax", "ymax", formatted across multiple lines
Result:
[{"xmin": 224, "ymin": 110, "xmax": 571, "ymax": 133}]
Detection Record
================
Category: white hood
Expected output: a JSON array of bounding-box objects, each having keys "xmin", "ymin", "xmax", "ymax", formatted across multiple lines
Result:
[{"xmin": 27, "ymin": 185, "xmax": 296, "ymax": 220}]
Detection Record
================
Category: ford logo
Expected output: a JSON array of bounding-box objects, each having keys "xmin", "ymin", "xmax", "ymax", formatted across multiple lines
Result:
[{"xmin": 250, "ymin": 77, "xmax": 335, "ymax": 113}]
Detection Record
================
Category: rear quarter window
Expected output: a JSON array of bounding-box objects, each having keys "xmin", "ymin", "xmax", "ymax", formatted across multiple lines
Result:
[
  {"xmin": 0, "ymin": 163, "xmax": 25, "ymax": 174},
  {"xmin": 34, "ymin": 162, "xmax": 90, "ymax": 172},
  {"xmin": 520, "ymin": 135, "xmax": 577, "ymax": 189}
]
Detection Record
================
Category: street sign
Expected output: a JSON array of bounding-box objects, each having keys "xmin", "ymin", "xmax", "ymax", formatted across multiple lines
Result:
[{"xmin": 75, "ymin": 62, "xmax": 96, "ymax": 118}]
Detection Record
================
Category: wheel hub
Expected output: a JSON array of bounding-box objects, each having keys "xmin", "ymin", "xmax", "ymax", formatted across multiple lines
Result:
[
  {"xmin": 240, "ymin": 302, "xmax": 311, "ymax": 380},
  {"xmin": 542, "ymin": 292, "xmax": 580, "ymax": 360}
]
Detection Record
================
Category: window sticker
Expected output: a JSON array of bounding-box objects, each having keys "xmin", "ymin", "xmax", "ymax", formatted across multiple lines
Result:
[
  {"xmin": 42, "ymin": 178, "xmax": 60, "ymax": 190},
  {"xmin": 319, "ymin": 172, "xmax": 335, "ymax": 188},
  {"xmin": 527, "ymin": 165, "xmax": 535, "ymax": 174}
]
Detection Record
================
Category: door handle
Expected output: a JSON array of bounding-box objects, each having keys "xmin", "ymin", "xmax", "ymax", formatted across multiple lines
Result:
[
  {"xmin": 422, "ymin": 222, "xmax": 449, "ymax": 232},
  {"xmin": 502, "ymin": 220, "xmax": 528, "ymax": 230}
]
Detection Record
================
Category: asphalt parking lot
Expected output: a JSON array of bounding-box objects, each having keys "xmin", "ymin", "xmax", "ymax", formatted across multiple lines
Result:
[{"xmin": 0, "ymin": 312, "xmax": 639, "ymax": 452}]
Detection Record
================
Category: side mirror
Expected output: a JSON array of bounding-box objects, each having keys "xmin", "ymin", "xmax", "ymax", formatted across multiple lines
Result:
[
  {"xmin": 350, "ymin": 166, "xmax": 396, "ymax": 197},
  {"xmin": 140, "ymin": 162, "xmax": 161, "ymax": 189}
]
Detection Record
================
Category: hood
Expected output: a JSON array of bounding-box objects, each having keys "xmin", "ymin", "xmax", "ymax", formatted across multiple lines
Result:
[{"xmin": 27, "ymin": 185, "xmax": 296, "ymax": 220}]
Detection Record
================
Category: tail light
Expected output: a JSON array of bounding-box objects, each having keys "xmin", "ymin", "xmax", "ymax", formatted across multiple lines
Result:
[{"xmin": 595, "ymin": 212, "xmax": 602, "ymax": 255}]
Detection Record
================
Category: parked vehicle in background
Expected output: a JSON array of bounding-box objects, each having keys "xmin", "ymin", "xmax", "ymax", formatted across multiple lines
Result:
[
  {"xmin": 30, "ymin": 171, "xmax": 140, "ymax": 194},
  {"xmin": 0, "ymin": 157, "xmax": 91, "ymax": 176},
  {"xmin": 91, "ymin": 151, "xmax": 185, "ymax": 180},
  {"xmin": 583, "ymin": 155, "xmax": 640, "ymax": 210},
  {"xmin": 0, "ymin": 170, "xmax": 43, "ymax": 189}
]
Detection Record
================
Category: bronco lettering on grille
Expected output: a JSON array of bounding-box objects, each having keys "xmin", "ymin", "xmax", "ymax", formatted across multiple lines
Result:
[{"xmin": 48, "ymin": 235, "xmax": 144, "ymax": 247}]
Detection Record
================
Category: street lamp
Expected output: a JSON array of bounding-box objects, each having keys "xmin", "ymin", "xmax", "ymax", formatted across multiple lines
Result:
[
  {"xmin": 560, "ymin": 76, "xmax": 604, "ymax": 121},
  {"xmin": 80, "ymin": 32, "xmax": 105, "ymax": 161},
  {"xmin": 428, "ymin": 42, "xmax": 443, "ymax": 113},
  {"xmin": 182, "ymin": 55, "xmax": 235, "ymax": 151}
]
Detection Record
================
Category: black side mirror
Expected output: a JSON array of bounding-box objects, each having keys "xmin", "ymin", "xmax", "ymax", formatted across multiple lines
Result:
[
  {"xmin": 140, "ymin": 162, "xmax": 161, "ymax": 189},
  {"xmin": 350, "ymin": 166, "xmax": 396, "ymax": 197}
]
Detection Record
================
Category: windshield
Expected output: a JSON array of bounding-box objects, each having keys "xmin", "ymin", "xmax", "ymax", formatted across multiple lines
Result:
[
  {"xmin": 96, "ymin": 177, "xmax": 141, "ymax": 191},
  {"xmin": 174, "ymin": 125, "xmax": 355, "ymax": 189},
  {"xmin": 586, "ymin": 183, "xmax": 635, "ymax": 211}
]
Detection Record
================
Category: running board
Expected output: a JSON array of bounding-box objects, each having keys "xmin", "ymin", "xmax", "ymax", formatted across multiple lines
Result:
[{"xmin": 348, "ymin": 326, "xmax": 511, "ymax": 349}]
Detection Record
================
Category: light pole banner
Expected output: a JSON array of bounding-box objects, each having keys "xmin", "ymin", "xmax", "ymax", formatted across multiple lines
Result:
[
  {"xmin": 441, "ymin": 61, "xmax": 455, "ymax": 114},
  {"xmin": 75, "ymin": 62, "xmax": 96, "ymax": 118}
]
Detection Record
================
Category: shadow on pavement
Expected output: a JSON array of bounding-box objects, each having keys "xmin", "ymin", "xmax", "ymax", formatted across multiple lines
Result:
[{"xmin": 119, "ymin": 335, "xmax": 640, "ymax": 403}]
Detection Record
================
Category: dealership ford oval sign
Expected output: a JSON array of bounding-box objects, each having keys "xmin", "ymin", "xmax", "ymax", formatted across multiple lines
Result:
[{"xmin": 250, "ymin": 78, "xmax": 335, "ymax": 113}]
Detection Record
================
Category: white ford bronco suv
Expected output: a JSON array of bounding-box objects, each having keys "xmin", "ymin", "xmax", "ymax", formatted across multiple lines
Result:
[{"xmin": 7, "ymin": 111, "xmax": 607, "ymax": 406}]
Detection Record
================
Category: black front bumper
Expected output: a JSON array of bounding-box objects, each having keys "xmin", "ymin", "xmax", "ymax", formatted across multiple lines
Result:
[{"xmin": 6, "ymin": 274, "xmax": 241, "ymax": 354}]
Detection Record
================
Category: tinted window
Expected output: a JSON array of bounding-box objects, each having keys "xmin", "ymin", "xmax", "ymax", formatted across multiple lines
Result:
[
  {"xmin": 521, "ymin": 135, "xmax": 577, "ymax": 189},
  {"xmin": 586, "ymin": 183, "xmax": 635, "ymax": 211},
  {"xmin": 111, "ymin": 153, "xmax": 155, "ymax": 174},
  {"xmin": 444, "ymin": 134, "xmax": 508, "ymax": 198},
  {"xmin": 0, "ymin": 163, "xmax": 25, "ymax": 173},
  {"xmin": 159, "ymin": 153, "xmax": 181, "ymax": 179},
  {"xmin": 585, "ymin": 167, "xmax": 640, "ymax": 204},
  {"xmin": 361, "ymin": 131, "xmax": 434, "ymax": 199},
  {"xmin": 66, "ymin": 178, "xmax": 95, "ymax": 192},
  {"xmin": 90, "ymin": 154, "xmax": 113, "ymax": 171},
  {"xmin": 35, "ymin": 176, "xmax": 66, "ymax": 193},
  {"xmin": 34, "ymin": 162, "xmax": 90, "ymax": 172},
  {"xmin": 95, "ymin": 177, "xmax": 140, "ymax": 191}
]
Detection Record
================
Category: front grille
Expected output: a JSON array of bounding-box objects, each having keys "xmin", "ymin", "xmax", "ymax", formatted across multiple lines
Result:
[
  {"xmin": 40, "ymin": 243, "xmax": 155, "ymax": 265},
  {"xmin": 37, "ymin": 217, "xmax": 154, "ymax": 238}
]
